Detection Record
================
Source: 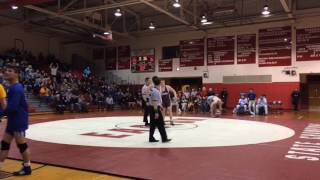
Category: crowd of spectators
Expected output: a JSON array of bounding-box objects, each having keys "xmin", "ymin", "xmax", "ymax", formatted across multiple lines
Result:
[{"xmin": 0, "ymin": 48, "xmax": 142, "ymax": 114}]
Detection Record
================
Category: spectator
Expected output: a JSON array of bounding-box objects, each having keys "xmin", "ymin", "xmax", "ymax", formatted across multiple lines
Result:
[
  {"xmin": 234, "ymin": 94, "xmax": 248, "ymax": 114},
  {"xmin": 49, "ymin": 62, "xmax": 59, "ymax": 82},
  {"xmin": 83, "ymin": 66, "xmax": 91, "ymax": 78},
  {"xmin": 291, "ymin": 89, "xmax": 300, "ymax": 111},
  {"xmin": 39, "ymin": 85, "xmax": 51, "ymax": 107},
  {"xmin": 106, "ymin": 95, "xmax": 114, "ymax": 110},
  {"xmin": 256, "ymin": 95, "xmax": 268, "ymax": 115},
  {"xmin": 207, "ymin": 88, "xmax": 215, "ymax": 96},
  {"xmin": 220, "ymin": 88, "xmax": 228, "ymax": 109},
  {"xmin": 247, "ymin": 89, "xmax": 257, "ymax": 115}
]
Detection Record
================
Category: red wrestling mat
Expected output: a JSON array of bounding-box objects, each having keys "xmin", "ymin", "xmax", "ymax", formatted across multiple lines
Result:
[{"xmin": 2, "ymin": 111, "xmax": 320, "ymax": 180}]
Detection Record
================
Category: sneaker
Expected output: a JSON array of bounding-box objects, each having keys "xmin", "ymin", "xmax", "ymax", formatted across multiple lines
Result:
[{"xmin": 13, "ymin": 166, "xmax": 32, "ymax": 176}]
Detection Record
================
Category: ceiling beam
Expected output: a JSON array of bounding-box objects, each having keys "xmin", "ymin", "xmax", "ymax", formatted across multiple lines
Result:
[
  {"xmin": 280, "ymin": 0, "xmax": 293, "ymax": 18},
  {"xmin": 62, "ymin": 0, "xmax": 145, "ymax": 16},
  {"xmin": 140, "ymin": 0, "xmax": 199, "ymax": 30},
  {"xmin": 24, "ymin": 5, "xmax": 131, "ymax": 38},
  {"xmin": 60, "ymin": 0, "xmax": 80, "ymax": 12}
]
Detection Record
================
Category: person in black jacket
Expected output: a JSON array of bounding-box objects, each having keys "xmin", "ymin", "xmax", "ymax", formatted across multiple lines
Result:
[
  {"xmin": 291, "ymin": 89, "xmax": 300, "ymax": 111},
  {"xmin": 220, "ymin": 88, "xmax": 228, "ymax": 109}
]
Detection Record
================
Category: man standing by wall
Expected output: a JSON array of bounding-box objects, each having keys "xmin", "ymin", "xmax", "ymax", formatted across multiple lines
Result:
[
  {"xmin": 247, "ymin": 89, "xmax": 257, "ymax": 115},
  {"xmin": 291, "ymin": 89, "xmax": 300, "ymax": 111},
  {"xmin": 220, "ymin": 88, "xmax": 228, "ymax": 110},
  {"xmin": 0, "ymin": 66, "xmax": 31, "ymax": 176}
]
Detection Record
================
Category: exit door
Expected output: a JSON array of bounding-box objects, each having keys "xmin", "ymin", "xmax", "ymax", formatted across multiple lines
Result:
[{"xmin": 308, "ymin": 84, "xmax": 320, "ymax": 107}]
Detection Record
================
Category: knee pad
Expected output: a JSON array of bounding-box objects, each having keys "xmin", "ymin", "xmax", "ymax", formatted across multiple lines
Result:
[
  {"xmin": 1, "ymin": 141, "xmax": 10, "ymax": 151},
  {"xmin": 17, "ymin": 143, "xmax": 28, "ymax": 154}
]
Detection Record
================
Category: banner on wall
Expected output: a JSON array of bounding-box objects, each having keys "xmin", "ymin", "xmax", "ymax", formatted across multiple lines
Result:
[
  {"xmin": 118, "ymin": 45, "xmax": 131, "ymax": 69},
  {"xmin": 180, "ymin": 38, "xmax": 204, "ymax": 67},
  {"xmin": 159, "ymin": 59, "xmax": 173, "ymax": 72},
  {"xmin": 131, "ymin": 48, "xmax": 155, "ymax": 73},
  {"xmin": 297, "ymin": 27, "xmax": 320, "ymax": 61},
  {"xmin": 207, "ymin": 36, "xmax": 235, "ymax": 66},
  {"xmin": 93, "ymin": 48, "xmax": 104, "ymax": 60},
  {"xmin": 237, "ymin": 34, "xmax": 256, "ymax": 64},
  {"xmin": 105, "ymin": 47, "xmax": 117, "ymax": 70},
  {"xmin": 258, "ymin": 26, "xmax": 292, "ymax": 67}
]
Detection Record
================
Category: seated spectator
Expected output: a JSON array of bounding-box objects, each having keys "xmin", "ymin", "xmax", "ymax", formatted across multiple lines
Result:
[
  {"xmin": 200, "ymin": 95, "xmax": 208, "ymax": 113},
  {"xmin": 106, "ymin": 95, "xmax": 114, "ymax": 110},
  {"xmin": 76, "ymin": 94, "xmax": 90, "ymax": 113},
  {"xmin": 234, "ymin": 94, "xmax": 248, "ymax": 114},
  {"xmin": 39, "ymin": 85, "xmax": 51, "ymax": 107},
  {"xmin": 95, "ymin": 91, "xmax": 105, "ymax": 111},
  {"xmin": 180, "ymin": 95, "xmax": 188, "ymax": 112},
  {"xmin": 256, "ymin": 95, "xmax": 268, "ymax": 115}
]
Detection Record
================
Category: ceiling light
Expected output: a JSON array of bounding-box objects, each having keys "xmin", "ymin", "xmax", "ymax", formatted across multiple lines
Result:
[
  {"xmin": 201, "ymin": 15, "xmax": 208, "ymax": 23},
  {"xmin": 149, "ymin": 22, "xmax": 155, "ymax": 30},
  {"xmin": 173, "ymin": 0, "xmax": 181, "ymax": 8},
  {"xmin": 114, "ymin": 9, "xmax": 122, "ymax": 17},
  {"xmin": 262, "ymin": 5, "xmax": 270, "ymax": 16},
  {"xmin": 11, "ymin": 5, "xmax": 18, "ymax": 10},
  {"xmin": 104, "ymin": 31, "xmax": 110, "ymax": 35},
  {"xmin": 202, "ymin": 21, "xmax": 213, "ymax": 25}
]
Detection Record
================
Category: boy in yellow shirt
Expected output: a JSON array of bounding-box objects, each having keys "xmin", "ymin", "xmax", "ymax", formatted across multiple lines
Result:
[{"xmin": 0, "ymin": 84, "xmax": 7, "ymax": 110}]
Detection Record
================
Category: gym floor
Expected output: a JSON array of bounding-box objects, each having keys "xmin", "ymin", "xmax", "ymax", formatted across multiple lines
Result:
[{"xmin": 0, "ymin": 110, "xmax": 319, "ymax": 180}]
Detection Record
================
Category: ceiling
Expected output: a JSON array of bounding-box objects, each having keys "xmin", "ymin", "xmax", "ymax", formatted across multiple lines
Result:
[{"xmin": 0, "ymin": 0, "xmax": 320, "ymax": 43}]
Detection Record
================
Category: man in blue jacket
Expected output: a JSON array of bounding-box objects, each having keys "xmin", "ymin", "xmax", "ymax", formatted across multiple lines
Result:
[{"xmin": 0, "ymin": 66, "xmax": 31, "ymax": 176}]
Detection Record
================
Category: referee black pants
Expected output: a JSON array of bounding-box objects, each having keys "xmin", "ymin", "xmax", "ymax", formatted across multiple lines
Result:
[
  {"xmin": 149, "ymin": 107, "xmax": 168, "ymax": 141},
  {"xmin": 143, "ymin": 102, "xmax": 151, "ymax": 123}
]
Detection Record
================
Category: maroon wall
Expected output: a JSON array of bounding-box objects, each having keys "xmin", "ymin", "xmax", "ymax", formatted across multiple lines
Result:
[{"xmin": 204, "ymin": 82, "xmax": 300, "ymax": 110}]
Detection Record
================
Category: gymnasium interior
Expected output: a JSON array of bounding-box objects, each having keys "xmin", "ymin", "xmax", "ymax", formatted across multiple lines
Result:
[{"xmin": 0, "ymin": 0, "xmax": 320, "ymax": 179}]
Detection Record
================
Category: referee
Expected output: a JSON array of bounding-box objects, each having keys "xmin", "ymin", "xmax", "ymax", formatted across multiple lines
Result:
[
  {"xmin": 141, "ymin": 77, "xmax": 152, "ymax": 126},
  {"xmin": 149, "ymin": 76, "xmax": 171, "ymax": 143},
  {"xmin": 0, "ymin": 66, "xmax": 31, "ymax": 176}
]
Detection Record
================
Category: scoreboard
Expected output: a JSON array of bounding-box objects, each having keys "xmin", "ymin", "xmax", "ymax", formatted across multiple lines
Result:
[{"xmin": 131, "ymin": 49, "xmax": 155, "ymax": 73}]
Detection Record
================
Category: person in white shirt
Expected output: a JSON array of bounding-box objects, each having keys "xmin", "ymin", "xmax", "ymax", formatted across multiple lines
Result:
[
  {"xmin": 49, "ymin": 63, "xmax": 59, "ymax": 82},
  {"xmin": 106, "ymin": 95, "xmax": 114, "ymax": 110},
  {"xmin": 234, "ymin": 94, "xmax": 248, "ymax": 114},
  {"xmin": 256, "ymin": 95, "xmax": 268, "ymax": 115},
  {"xmin": 141, "ymin": 77, "xmax": 152, "ymax": 126}
]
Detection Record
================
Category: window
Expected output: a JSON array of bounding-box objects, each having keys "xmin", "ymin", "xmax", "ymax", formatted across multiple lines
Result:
[{"xmin": 162, "ymin": 46, "xmax": 180, "ymax": 59}]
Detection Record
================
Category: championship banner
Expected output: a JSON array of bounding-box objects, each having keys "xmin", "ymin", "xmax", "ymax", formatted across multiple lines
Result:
[
  {"xmin": 297, "ymin": 27, "xmax": 320, "ymax": 61},
  {"xmin": 237, "ymin": 34, "xmax": 256, "ymax": 64},
  {"xmin": 131, "ymin": 48, "xmax": 155, "ymax": 73},
  {"xmin": 105, "ymin": 47, "xmax": 117, "ymax": 70},
  {"xmin": 207, "ymin": 36, "xmax": 235, "ymax": 65},
  {"xmin": 258, "ymin": 26, "xmax": 292, "ymax": 67},
  {"xmin": 180, "ymin": 38, "xmax": 204, "ymax": 67}
]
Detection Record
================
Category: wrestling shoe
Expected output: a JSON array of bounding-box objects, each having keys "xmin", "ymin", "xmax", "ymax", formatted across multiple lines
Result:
[{"xmin": 13, "ymin": 165, "xmax": 32, "ymax": 176}]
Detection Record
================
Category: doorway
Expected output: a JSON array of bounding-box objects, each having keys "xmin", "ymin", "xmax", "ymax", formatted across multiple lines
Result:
[{"xmin": 300, "ymin": 74, "xmax": 320, "ymax": 110}]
